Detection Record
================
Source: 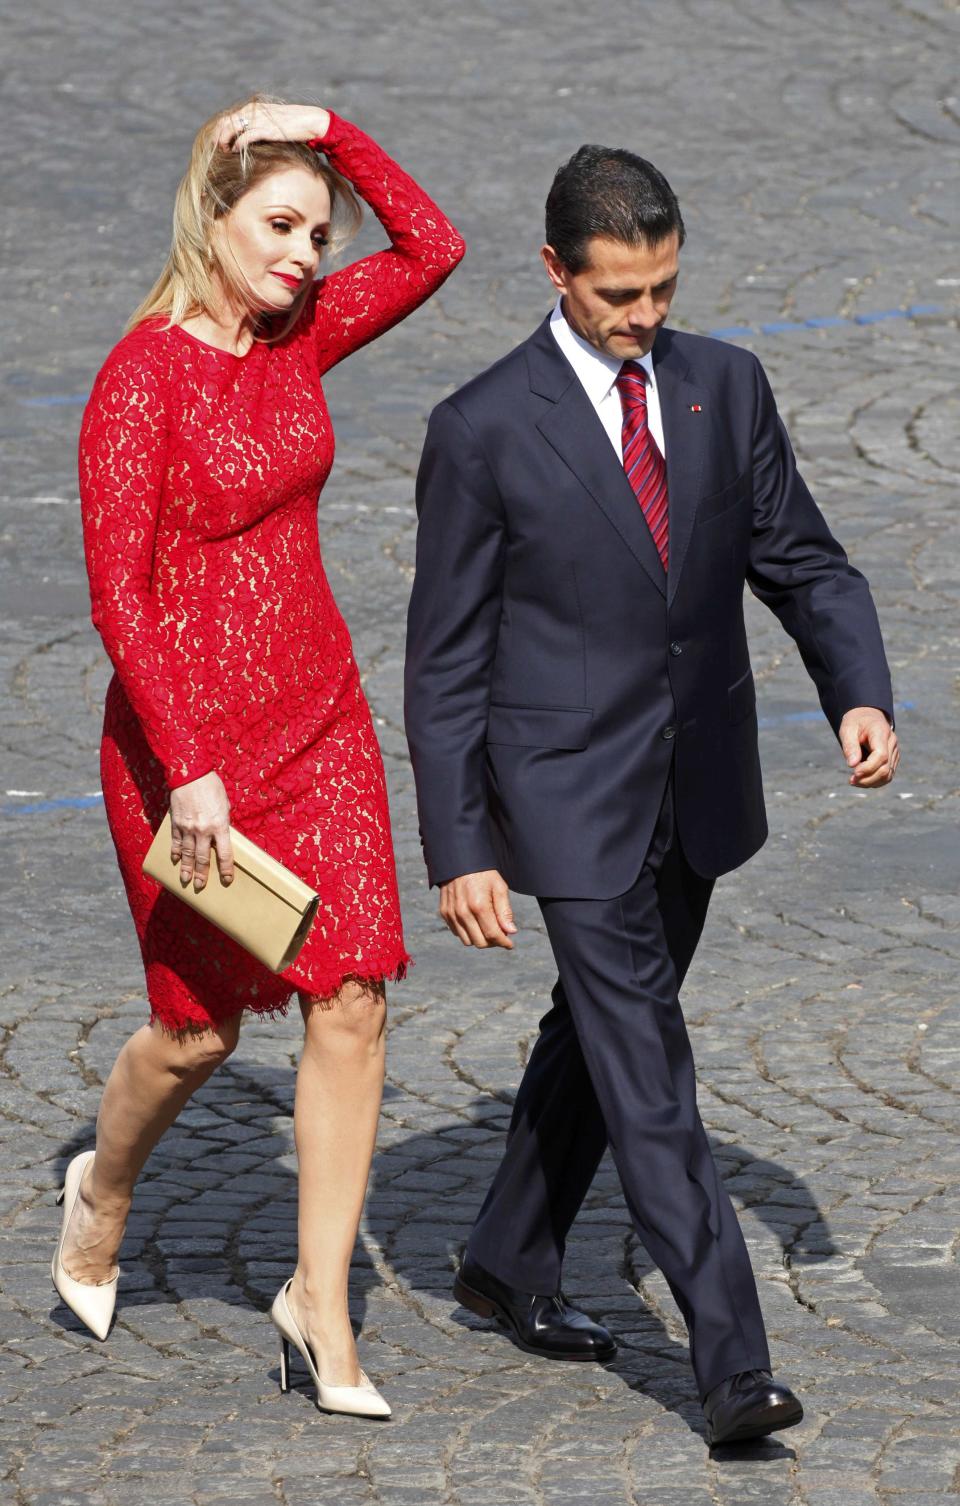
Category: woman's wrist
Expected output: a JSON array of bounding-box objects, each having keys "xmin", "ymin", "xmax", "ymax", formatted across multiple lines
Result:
[{"xmin": 305, "ymin": 108, "xmax": 333, "ymax": 147}]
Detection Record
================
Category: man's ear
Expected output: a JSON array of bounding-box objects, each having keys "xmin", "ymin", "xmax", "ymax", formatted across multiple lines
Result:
[{"xmin": 540, "ymin": 244, "xmax": 568, "ymax": 295}]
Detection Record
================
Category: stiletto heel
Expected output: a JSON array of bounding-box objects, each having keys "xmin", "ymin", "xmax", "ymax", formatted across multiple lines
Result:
[
  {"xmin": 270, "ymin": 1279, "xmax": 391, "ymax": 1419},
  {"xmin": 51, "ymin": 1150, "xmax": 120, "ymax": 1342}
]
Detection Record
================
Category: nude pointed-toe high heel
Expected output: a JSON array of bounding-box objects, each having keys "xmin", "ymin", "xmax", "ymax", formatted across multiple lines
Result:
[
  {"xmin": 270, "ymin": 1279, "xmax": 391, "ymax": 1419},
  {"xmin": 51, "ymin": 1150, "xmax": 119, "ymax": 1342}
]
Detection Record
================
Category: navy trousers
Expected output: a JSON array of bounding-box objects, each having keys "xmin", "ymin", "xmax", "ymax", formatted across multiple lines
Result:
[{"xmin": 467, "ymin": 779, "xmax": 771, "ymax": 1399}]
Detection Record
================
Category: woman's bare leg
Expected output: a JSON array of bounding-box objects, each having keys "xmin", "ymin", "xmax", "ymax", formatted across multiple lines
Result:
[
  {"xmin": 286, "ymin": 981, "xmax": 387, "ymax": 1386},
  {"xmin": 61, "ymin": 1014, "xmax": 243, "ymax": 1283}
]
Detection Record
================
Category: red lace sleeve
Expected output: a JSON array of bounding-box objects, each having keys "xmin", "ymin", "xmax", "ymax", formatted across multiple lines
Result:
[
  {"xmin": 307, "ymin": 112, "xmax": 465, "ymax": 375},
  {"xmin": 79, "ymin": 339, "xmax": 213, "ymax": 789}
]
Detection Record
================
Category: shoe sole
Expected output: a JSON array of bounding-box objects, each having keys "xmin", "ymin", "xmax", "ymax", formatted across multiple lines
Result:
[
  {"xmin": 453, "ymin": 1274, "xmax": 617, "ymax": 1364},
  {"xmin": 709, "ymin": 1398, "xmax": 804, "ymax": 1446}
]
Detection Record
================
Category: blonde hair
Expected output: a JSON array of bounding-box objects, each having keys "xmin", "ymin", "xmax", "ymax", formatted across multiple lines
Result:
[{"xmin": 126, "ymin": 94, "xmax": 363, "ymax": 342}]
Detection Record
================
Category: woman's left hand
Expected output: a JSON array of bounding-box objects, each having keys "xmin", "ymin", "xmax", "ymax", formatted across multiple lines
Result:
[{"xmin": 217, "ymin": 102, "xmax": 331, "ymax": 153}]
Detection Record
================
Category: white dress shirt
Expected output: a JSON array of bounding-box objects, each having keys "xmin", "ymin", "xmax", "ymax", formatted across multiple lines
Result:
[{"xmin": 549, "ymin": 297, "xmax": 666, "ymax": 461}]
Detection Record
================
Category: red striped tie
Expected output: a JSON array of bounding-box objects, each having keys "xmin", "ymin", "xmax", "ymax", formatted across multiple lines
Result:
[{"xmin": 615, "ymin": 362, "xmax": 668, "ymax": 570}]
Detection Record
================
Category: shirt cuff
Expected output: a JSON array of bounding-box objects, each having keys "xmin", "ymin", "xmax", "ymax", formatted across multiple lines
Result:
[{"xmin": 166, "ymin": 760, "xmax": 215, "ymax": 791}]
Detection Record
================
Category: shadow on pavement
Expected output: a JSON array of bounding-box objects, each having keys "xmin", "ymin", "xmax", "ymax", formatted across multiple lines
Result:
[{"xmin": 50, "ymin": 1074, "xmax": 831, "ymax": 1450}]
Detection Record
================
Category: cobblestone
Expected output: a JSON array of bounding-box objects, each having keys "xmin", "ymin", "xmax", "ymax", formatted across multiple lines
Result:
[{"xmin": 2, "ymin": 0, "xmax": 960, "ymax": 1502}]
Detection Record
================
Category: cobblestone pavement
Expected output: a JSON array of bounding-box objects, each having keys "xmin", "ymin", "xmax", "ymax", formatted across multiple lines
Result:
[{"xmin": 2, "ymin": 1, "xmax": 959, "ymax": 1502}]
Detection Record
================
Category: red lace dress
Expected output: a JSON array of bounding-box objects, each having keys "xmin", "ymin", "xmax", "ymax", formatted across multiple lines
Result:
[{"xmin": 79, "ymin": 114, "xmax": 465, "ymax": 1034}]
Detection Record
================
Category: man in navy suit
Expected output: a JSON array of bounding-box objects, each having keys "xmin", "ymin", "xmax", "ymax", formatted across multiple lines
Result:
[{"xmin": 404, "ymin": 145, "xmax": 899, "ymax": 1445}]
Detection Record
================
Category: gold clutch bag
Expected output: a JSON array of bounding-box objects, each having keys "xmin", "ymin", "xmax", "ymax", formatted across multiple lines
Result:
[{"xmin": 142, "ymin": 811, "xmax": 321, "ymax": 973}]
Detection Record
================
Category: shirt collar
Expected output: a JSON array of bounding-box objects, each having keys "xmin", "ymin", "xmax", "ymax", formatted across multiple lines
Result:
[{"xmin": 549, "ymin": 297, "xmax": 656, "ymax": 403}]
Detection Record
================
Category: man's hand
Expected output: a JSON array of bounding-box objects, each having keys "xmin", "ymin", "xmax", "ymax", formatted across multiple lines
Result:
[
  {"xmin": 838, "ymin": 707, "xmax": 900, "ymax": 788},
  {"xmin": 439, "ymin": 870, "xmax": 517, "ymax": 949}
]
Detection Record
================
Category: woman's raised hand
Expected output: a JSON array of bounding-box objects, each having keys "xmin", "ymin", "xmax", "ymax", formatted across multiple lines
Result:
[
  {"xmin": 217, "ymin": 102, "xmax": 331, "ymax": 153},
  {"xmin": 169, "ymin": 771, "xmax": 234, "ymax": 892}
]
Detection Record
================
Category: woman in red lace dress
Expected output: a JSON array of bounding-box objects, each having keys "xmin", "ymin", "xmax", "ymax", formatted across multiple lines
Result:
[{"xmin": 57, "ymin": 98, "xmax": 464, "ymax": 1412}]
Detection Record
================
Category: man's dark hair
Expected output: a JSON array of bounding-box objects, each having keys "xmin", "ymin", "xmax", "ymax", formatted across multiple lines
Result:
[{"xmin": 545, "ymin": 145, "xmax": 685, "ymax": 273}]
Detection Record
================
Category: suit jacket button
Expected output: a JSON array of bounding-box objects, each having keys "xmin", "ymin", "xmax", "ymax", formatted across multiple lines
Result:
[
  {"xmin": 662, "ymin": 724, "xmax": 677, "ymax": 740},
  {"xmin": 669, "ymin": 641, "xmax": 682, "ymax": 656}
]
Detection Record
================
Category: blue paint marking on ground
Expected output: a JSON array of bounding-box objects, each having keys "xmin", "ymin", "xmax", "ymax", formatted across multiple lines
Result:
[
  {"xmin": 761, "ymin": 321, "xmax": 810, "ymax": 334},
  {"xmin": 17, "ymin": 393, "xmax": 90, "ymax": 408},
  {"xmin": 854, "ymin": 309, "xmax": 908, "ymax": 325},
  {"xmin": 758, "ymin": 700, "xmax": 915, "ymax": 729},
  {"xmin": 14, "ymin": 305, "xmax": 949, "ymax": 407},
  {"xmin": 707, "ymin": 303, "xmax": 944, "ymax": 341},
  {"xmin": 1, "ymin": 794, "xmax": 104, "ymax": 817},
  {"xmin": 0, "ymin": 701, "xmax": 917, "ymax": 815}
]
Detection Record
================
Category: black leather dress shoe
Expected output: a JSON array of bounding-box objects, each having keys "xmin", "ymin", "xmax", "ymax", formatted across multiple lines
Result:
[
  {"xmin": 704, "ymin": 1368, "xmax": 803, "ymax": 1445},
  {"xmin": 454, "ymin": 1254, "xmax": 617, "ymax": 1362}
]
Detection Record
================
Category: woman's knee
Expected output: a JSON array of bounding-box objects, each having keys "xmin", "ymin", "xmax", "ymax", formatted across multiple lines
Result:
[
  {"xmin": 153, "ymin": 1013, "xmax": 242, "ymax": 1075},
  {"xmin": 299, "ymin": 980, "xmax": 387, "ymax": 1055}
]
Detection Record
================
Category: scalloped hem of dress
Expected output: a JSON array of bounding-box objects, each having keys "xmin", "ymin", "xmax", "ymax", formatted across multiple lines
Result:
[
  {"xmin": 296, "ymin": 954, "xmax": 413, "ymax": 1011},
  {"xmin": 147, "ymin": 953, "xmax": 412, "ymax": 1039}
]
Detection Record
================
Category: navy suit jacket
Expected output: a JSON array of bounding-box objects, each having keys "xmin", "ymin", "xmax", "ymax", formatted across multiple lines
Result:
[{"xmin": 404, "ymin": 315, "xmax": 893, "ymax": 896}]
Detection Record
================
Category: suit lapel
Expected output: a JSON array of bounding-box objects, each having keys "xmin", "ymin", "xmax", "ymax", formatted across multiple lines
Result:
[
  {"xmin": 654, "ymin": 330, "xmax": 707, "ymax": 606},
  {"xmin": 528, "ymin": 319, "xmax": 667, "ymax": 597}
]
